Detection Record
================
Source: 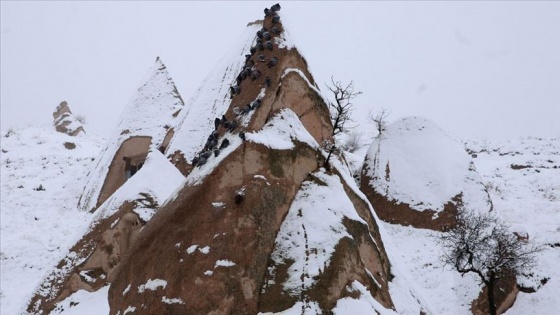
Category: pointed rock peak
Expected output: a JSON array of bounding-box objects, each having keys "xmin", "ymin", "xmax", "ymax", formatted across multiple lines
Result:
[
  {"xmin": 154, "ymin": 56, "xmax": 166, "ymax": 71},
  {"xmin": 52, "ymin": 100, "xmax": 85, "ymax": 136}
]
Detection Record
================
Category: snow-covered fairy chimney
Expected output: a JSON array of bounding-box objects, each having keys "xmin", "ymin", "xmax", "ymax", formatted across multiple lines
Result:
[{"xmin": 52, "ymin": 101, "xmax": 86, "ymax": 136}]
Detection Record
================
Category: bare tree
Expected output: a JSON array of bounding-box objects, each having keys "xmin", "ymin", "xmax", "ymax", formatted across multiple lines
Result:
[
  {"xmin": 438, "ymin": 210, "xmax": 541, "ymax": 315},
  {"xmin": 367, "ymin": 108, "xmax": 390, "ymax": 137},
  {"xmin": 326, "ymin": 77, "xmax": 362, "ymax": 137},
  {"xmin": 322, "ymin": 77, "xmax": 362, "ymax": 170}
]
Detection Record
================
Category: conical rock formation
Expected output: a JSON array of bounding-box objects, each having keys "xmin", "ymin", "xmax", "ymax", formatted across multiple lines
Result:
[
  {"xmin": 360, "ymin": 116, "xmax": 493, "ymax": 230},
  {"xmin": 78, "ymin": 57, "xmax": 184, "ymax": 212},
  {"xmin": 53, "ymin": 101, "xmax": 85, "ymax": 136},
  {"xmin": 107, "ymin": 8, "xmax": 428, "ymax": 315}
]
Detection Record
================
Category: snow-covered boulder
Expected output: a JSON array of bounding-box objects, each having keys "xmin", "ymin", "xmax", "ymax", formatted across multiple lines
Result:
[
  {"xmin": 53, "ymin": 101, "xmax": 86, "ymax": 136},
  {"xmin": 361, "ymin": 116, "xmax": 493, "ymax": 231}
]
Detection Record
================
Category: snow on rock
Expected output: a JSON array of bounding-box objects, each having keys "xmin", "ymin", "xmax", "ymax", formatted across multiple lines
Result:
[
  {"xmin": 162, "ymin": 296, "xmax": 184, "ymax": 305},
  {"xmin": 92, "ymin": 149, "xmax": 184, "ymax": 221},
  {"xmin": 269, "ymin": 170, "xmax": 366, "ymax": 296},
  {"xmin": 53, "ymin": 101, "xmax": 86, "ymax": 137},
  {"xmin": 361, "ymin": 116, "xmax": 492, "ymax": 230},
  {"xmin": 79, "ymin": 57, "xmax": 184, "ymax": 212},
  {"xmin": 214, "ymin": 260, "xmax": 236, "ymax": 268},
  {"xmin": 333, "ymin": 281, "xmax": 398, "ymax": 315},
  {"xmin": 49, "ymin": 286, "xmax": 109, "ymax": 315},
  {"xmin": 138, "ymin": 278, "xmax": 168, "ymax": 293},
  {"xmin": 246, "ymin": 108, "xmax": 319, "ymax": 150},
  {"xmin": 166, "ymin": 22, "xmax": 262, "ymax": 162}
]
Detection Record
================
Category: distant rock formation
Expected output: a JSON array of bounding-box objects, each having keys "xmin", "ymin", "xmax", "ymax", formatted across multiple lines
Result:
[
  {"xmin": 52, "ymin": 101, "xmax": 85, "ymax": 136},
  {"xmin": 361, "ymin": 116, "xmax": 493, "ymax": 231}
]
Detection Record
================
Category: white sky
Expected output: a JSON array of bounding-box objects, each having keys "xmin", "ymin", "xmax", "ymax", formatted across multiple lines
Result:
[{"xmin": 2, "ymin": 1, "xmax": 559, "ymax": 140}]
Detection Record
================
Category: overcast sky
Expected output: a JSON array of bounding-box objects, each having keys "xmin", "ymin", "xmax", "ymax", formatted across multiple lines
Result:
[{"xmin": 2, "ymin": 1, "xmax": 559, "ymax": 140}]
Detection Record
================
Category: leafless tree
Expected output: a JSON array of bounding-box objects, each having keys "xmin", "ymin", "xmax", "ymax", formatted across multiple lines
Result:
[
  {"xmin": 367, "ymin": 108, "xmax": 390, "ymax": 137},
  {"xmin": 326, "ymin": 77, "xmax": 362, "ymax": 137},
  {"xmin": 438, "ymin": 210, "xmax": 541, "ymax": 315}
]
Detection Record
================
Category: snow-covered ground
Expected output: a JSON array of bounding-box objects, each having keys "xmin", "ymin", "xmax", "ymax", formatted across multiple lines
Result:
[
  {"xmin": 378, "ymin": 136, "xmax": 560, "ymax": 314},
  {"xmin": 0, "ymin": 126, "xmax": 103, "ymax": 314}
]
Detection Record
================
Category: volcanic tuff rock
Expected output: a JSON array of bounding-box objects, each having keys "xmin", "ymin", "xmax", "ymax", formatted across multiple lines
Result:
[
  {"xmin": 27, "ymin": 6, "xmax": 429, "ymax": 315},
  {"xmin": 26, "ymin": 57, "xmax": 186, "ymax": 315},
  {"xmin": 53, "ymin": 101, "xmax": 85, "ymax": 136},
  {"xmin": 78, "ymin": 57, "xmax": 184, "ymax": 212},
  {"xmin": 107, "ymin": 9, "xmax": 428, "ymax": 315},
  {"xmin": 361, "ymin": 116, "xmax": 493, "ymax": 231}
]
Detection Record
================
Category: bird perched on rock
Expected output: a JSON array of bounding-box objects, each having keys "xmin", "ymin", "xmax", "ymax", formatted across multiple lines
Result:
[
  {"xmin": 265, "ymin": 77, "xmax": 271, "ymax": 87},
  {"xmin": 239, "ymin": 131, "xmax": 246, "ymax": 141},
  {"xmin": 258, "ymin": 54, "xmax": 266, "ymax": 62},
  {"xmin": 271, "ymin": 3, "xmax": 281, "ymax": 12},
  {"xmin": 220, "ymin": 138, "xmax": 230, "ymax": 149},
  {"xmin": 271, "ymin": 27, "xmax": 281, "ymax": 35},
  {"xmin": 267, "ymin": 57, "xmax": 278, "ymax": 68},
  {"xmin": 233, "ymin": 106, "xmax": 242, "ymax": 116},
  {"xmin": 272, "ymin": 15, "xmax": 281, "ymax": 24},
  {"xmin": 266, "ymin": 41, "xmax": 273, "ymax": 51},
  {"xmin": 251, "ymin": 99, "xmax": 262, "ymax": 109},
  {"xmin": 225, "ymin": 121, "xmax": 237, "ymax": 132},
  {"xmin": 251, "ymin": 69, "xmax": 261, "ymax": 81}
]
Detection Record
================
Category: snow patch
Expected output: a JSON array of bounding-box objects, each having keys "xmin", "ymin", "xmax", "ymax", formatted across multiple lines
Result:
[{"xmin": 138, "ymin": 279, "xmax": 167, "ymax": 293}]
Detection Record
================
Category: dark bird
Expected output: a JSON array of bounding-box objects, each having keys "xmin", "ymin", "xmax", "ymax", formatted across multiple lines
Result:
[
  {"xmin": 200, "ymin": 150, "xmax": 212, "ymax": 159},
  {"xmin": 250, "ymin": 47, "xmax": 256, "ymax": 55},
  {"xmin": 265, "ymin": 76, "xmax": 271, "ymax": 87},
  {"xmin": 251, "ymin": 69, "xmax": 261, "ymax": 81},
  {"xmin": 271, "ymin": 3, "xmax": 281, "ymax": 12},
  {"xmin": 213, "ymin": 148, "xmax": 220, "ymax": 157},
  {"xmin": 252, "ymin": 99, "xmax": 262, "ymax": 109},
  {"xmin": 220, "ymin": 138, "xmax": 230, "ymax": 149},
  {"xmin": 257, "ymin": 43, "xmax": 264, "ymax": 51},
  {"xmin": 267, "ymin": 57, "xmax": 278, "ymax": 68},
  {"xmin": 214, "ymin": 117, "xmax": 221, "ymax": 130},
  {"xmin": 221, "ymin": 115, "xmax": 227, "ymax": 125},
  {"xmin": 197, "ymin": 156, "xmax": 207, "ymax": 167},
  {"xmin": 271, "ymin": 27, "xmax": 281, "ymax": 35},
  {"xmin": 225, "ymin": 121, "xmax": 237, "ymax": 132},
  {"xmin": 272, "ymin": 15, "xmax": 281, "ymax": 24},
  {"xmin": 258, "ymin": 54, "xmax": 266, "ymax": 62},
  {"xmin": 263, "ymin": 32, "xmax": 271, "ymax": 41},
  {"xmin": 266, "ymin": 41, "xmax": 273, "ymax": 51},
  {"xmin": 242, "ymin": 104, "xmax": 252, "ymax": 114},
  {"xmin": 239, "ymin": 131, "xmax": 246, "ymax": 141}
]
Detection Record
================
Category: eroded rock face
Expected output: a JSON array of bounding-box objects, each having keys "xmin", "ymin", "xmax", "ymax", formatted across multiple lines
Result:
[
  {"xmin": 26, "ymin": 202, "xmax": 144, "ymax": 314},
  {"xmin": 109, "ymin": 141, "xmax": 319, "ymax": 314},
  {"xmin": 360, "ymin": 116, "xmax": 493, "ymax": 231},
  {"xmin": 471, "ymin": 276, "xmax": 518, "ymax": 315},
  {"xmin": 53, "ymin": 101, "xmax": 85, "ymax": 136}
]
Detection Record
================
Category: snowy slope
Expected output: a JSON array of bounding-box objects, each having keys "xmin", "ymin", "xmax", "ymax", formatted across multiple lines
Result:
[
  {"xmin": 374, "ymin": 137, "xmax": 560, "ymax": 314},
  {"xmin": 165, "ymin": 22, "xmax": 262, "ymax": 162},
  {"xmin": 0, "ymin": 126, "xmax": 103, "ymax": 314},
  {"xmin": 363, "ymin": 116, "xmax": 491, "ymax": 214},
  {"xmin": 79, "ymin": 58, "xmax": 184, "ymax": 212},
  {"xmin": 465, "ymin": 138, "xmax": 560, "ymax": 314}
]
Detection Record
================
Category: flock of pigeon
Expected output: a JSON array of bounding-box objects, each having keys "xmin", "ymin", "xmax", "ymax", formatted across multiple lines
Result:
[{"xmin": 192, "ymin": 4, "xmax": 283, "ymax": 168}]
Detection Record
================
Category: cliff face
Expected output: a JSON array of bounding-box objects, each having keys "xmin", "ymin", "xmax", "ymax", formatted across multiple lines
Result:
[{"xmin": 361, "ymin": 116, "xmax": 493, "ymax": 231}]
